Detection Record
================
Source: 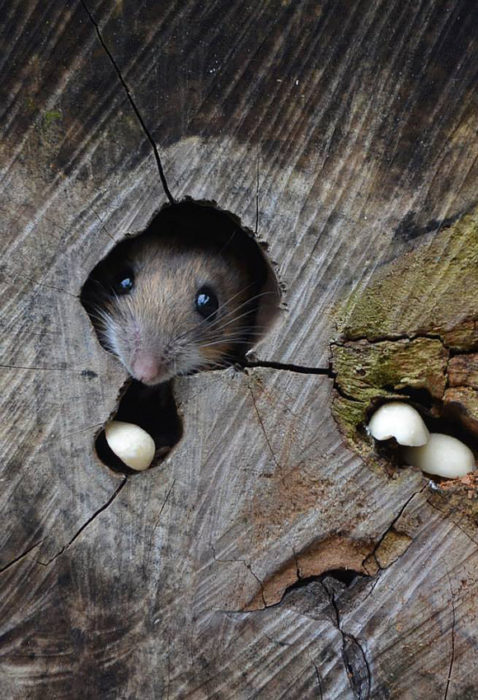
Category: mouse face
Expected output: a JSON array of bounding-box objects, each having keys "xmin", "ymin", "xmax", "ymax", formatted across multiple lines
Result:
[
  {"xmin": 89, "ymin": 234, "xmax": 259, "ymax": 385},
  {"xmin": 81, "ymin": 201, "xmax": 281, "ymax": 386}
]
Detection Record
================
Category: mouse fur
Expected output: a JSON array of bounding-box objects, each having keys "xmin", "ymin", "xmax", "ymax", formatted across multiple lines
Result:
[{"xmin": 81, "ymin": 202, "xmax": 280, "ymax": 385}]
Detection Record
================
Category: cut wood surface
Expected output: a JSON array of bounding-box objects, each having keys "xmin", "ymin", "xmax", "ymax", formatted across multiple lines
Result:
[{"xmin": 1, "ymin": 0, "xmax": 478, "ymax": 697}]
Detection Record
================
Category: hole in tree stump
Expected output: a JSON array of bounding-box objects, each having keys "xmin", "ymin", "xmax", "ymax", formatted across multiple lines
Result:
[
  {"xmin": 95, "ymin": 379, "xmax": 182, "ymax": 475},
  {"xmin": 81, "ymin": 199, "xmax": 281, "ymax": 473},
  {"xmin": 364, "ymin": 393, "xmax": 478, "ymax": 483}
]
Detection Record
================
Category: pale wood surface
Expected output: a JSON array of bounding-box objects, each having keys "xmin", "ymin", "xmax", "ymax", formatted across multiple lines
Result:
[{"xmin": 1, "ymin": 0, "xmax": 478, "ymax": 697}]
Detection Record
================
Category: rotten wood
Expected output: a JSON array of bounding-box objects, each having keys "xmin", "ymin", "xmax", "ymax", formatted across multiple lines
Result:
[{"xmin": 1, "ymin": 0, "xmax": 478, "ymax": 697}]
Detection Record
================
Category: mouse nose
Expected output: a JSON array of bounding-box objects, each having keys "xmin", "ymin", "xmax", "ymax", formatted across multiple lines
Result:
[{"xmin": 132, "ymin": 352, "xmax": 161, "ymax": 384}]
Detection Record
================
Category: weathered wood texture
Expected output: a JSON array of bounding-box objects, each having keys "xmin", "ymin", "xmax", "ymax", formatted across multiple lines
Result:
[{"xmin": 1, "ymin": 0, "xmax": 478, "ymax": 697}]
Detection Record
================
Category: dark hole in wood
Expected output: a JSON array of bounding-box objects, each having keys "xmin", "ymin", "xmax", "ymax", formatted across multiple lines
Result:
[
  {"xmin": 322, "ymin": 568, "xmax": 362, "ymax": 586},
  {"xmin": 81, "ymin": 198, "xmax": 280, "ymax": 474},
  {"xmin": 285, "ymin": 569, "xmax": 365, "ymax": 595},
  {"xmin": 80, "ymin": 198, "xmax": 280, "ymax": 366},
  {"xmin": 95, "ymin": 379, "xmax": 182, "ymax": 474}
]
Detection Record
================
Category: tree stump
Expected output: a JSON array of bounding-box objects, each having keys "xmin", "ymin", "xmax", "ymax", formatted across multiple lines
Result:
[{"xmin": 1, "ymin": 1, "xmax": 478, "ymax": 697}]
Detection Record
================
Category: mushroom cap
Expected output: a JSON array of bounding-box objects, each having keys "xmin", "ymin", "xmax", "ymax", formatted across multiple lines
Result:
[
  {"xmin": 402, "ymin": 433, "xmax": 475, "ymax": 478},
  {"xmin": 105, "ymin": 420, "xmax": 156, "ymax": 471},
  {"xmin": 367, "ymin": 402, "xmax": 430, "ymax": 446}
]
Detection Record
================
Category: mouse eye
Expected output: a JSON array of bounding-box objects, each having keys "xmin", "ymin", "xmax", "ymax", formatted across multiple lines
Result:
[
  {"xmin": 113, "ymin": 269, "xmax": 135, "ymax": 295},
  {"xmin": 195, "ymin": 285, "xmax": 219, "ymax": 320}
]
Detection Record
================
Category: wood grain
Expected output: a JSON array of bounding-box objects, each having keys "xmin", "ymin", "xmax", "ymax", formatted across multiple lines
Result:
[{"xmin": 1, "ymin": 0, "xmax": 478, "ymax": 697}]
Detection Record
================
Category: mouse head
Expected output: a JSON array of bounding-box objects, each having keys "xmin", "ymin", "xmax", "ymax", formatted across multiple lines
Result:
[
  {"xmin": 90, "ymin": 234, "xmax": 259, "ymax": 385},
  {"xmin": 81, "ymin": 202, "xmax": 280, "ymax": 385}
]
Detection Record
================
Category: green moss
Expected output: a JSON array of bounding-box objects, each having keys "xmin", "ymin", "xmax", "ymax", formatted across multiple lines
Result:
[
  {"xmin": 43, "ymin": 110, "xmax": 62, "ymax": 126},
  {"xmin": 336, "ymin": 207, "xmax": 478, "ymax": 350},
  {"xmin": 331, "ymin": 207, "xmax": 478, "ymax": 517},
  {"xmin": 331, "ymin": 337, "xmax": 448, "ymax": 468},
  {"xmin": 333, "ymin": 337, "xmax": 447, "ymax": 403}
]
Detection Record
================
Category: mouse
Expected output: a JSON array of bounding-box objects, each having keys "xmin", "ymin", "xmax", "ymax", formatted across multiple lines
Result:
[{"xmin": 81, "ymin": 201, "xmax": 280, "ymax": 386}]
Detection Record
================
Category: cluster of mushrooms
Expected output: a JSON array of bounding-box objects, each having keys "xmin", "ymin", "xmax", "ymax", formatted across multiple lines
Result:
[
  {"xmin": 367, "ymin": 402, "xmax": 475, "ymax": 478},
  {"xmin": 101, "ymin": 401, "xmax": 476, "ymax": 478}
]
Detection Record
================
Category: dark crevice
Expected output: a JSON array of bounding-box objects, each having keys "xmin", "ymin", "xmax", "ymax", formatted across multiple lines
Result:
[
  {"xmin": 37, "ymin": 477, "xmax": 127, "ymax": 565},
  {"xmin": 286, "ymin": 569, "xmax": 363, "ymax": 593},
  {"xmin": 444, "ymin": 574, "xmax": 456, "ymax": 700},
  {"xmin": 245, "ymin": 359, "xmax": 335, "ymax": 377},
  {"xmin": 79, "ymin": 0, "xmax": 175, "ymax": 204},
  {"xmin": 325, "ymin": 568, "xmax": 361, "ymax": 586},
  {"xmin": 95, "ymin": 379, "xmax": 183, "ymax": 474},
  {"xmin": 449, "ymin": 345, "xmax": 478, "ymax": 358},
  {"xmin": 342, "ymin": 631, "xmax": 372, "ymax": 700},
  {"xmin": 0, "ymin": 540, "xmax": 43, "ymax": 575},
  {"xmin": 313, "ymin": 664, "xmax": 324, "ymax": 700},
  {"xmin": 333, "ymin": 381, "xmax": 364, "ymax": 404},
  {"xmin": 378, "ymin": 386, "xmax": 434, "ymax": 411},
  {"xmin": 322, "ymin": 580, "xmax": 371, "ymax": 700},
  {"xmin": 368, "ymin": 485, "xmax": 425, "ymax": 567},
  {"xmin": 255, "ymin": 567, "xmax": 368, "ymax": 613},
  {"xmin": 247, "ymin": 564, "xmax": 267, "ymax": 608}
]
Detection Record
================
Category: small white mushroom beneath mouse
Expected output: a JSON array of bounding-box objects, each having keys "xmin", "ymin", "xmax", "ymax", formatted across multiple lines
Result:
[
  {"xmin": 367, "ymin": 402, "xmax": 476, "ymax": 478},
  {"xmin": 105, "ymin": 421, "xmax": 155, "ymax": 471},
  {"xmin": 367, "ymin": 402, "xmax": 429, "ymax": 446}
]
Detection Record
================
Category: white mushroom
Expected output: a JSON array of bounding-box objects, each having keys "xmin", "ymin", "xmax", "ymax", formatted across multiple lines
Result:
[
  {"xmin": 367, "ymin": 402, "xmax": 430, "ymax": 446},
  {"xmin": 105, "ymin": 421, "xmax": 155, "ymax": 471},
  {"xmin": 402, "ymin": 433, "xmax": 475, "ymax": 478}
]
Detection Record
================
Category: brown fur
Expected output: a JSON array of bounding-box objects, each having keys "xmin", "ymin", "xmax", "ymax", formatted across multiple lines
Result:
[{"xmin": 98, "ymin": 234, "xmax": 258, "ymax": 385}]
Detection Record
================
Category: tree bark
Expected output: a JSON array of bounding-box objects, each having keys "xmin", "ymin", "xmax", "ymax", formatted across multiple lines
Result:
[{"xmin": 1, "ymin": 0, "xmax": 478, "ymax": 697}]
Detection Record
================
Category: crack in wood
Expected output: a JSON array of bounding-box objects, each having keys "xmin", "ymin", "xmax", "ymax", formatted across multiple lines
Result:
[
  {"xmin": 242, "ymin": 488, "xmax": 423, "ymax": 615},
  {"xmin": 366, "ymin": 484, "xmax": 426, "ymax": 571},
  {"xmin": 245, "ymin": 359, "xmax": 335, "ymax": 376},
  {"xmin": 79, "ymin": 0, "xmax": 175, "ymax": 205},
  {"xmin": 312, "ymin": 663, "xmax": 324, "ymax": 700},
  {"xmin": 0, "ymin": 540, "xmax": 43, "ymax": 575},
  {"xmin": 210, "ymin": 544, "xmax": 267, "ymax": 608},
  {"xmin": 254, "ymin": 146, "xmax": 260, "ymax": 235},
  {"xmin": 322, "ymin": 580, "xmax": 372, "ymax": 700},
  {"xmin": 150, "ymin": 480, "xmax": 175, "ymax": 540},
  {"xmin": 362, "ymin": 571, "xmax": 382, "ymax": 603},
  {"xmin": 246, "ymin": 563, "xmax": 266, "ymax": 608},
  {"xmin": 263, "ymin": 632, "xmax": 291, "ymax": 648},
  {"xmin": 426, "ymin": 497, "xmax": 478, "ymax": 548},
  {"xmin": 248, "ymin": 381, "xmax": 281, "ymax": 471},
  {"xmin": 444, "ymin": 571, "xmax": 457, "ymax": 700},
  {"xmin": 37, "ymin": 477, "xmax": 127, "ymax": 566}
]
